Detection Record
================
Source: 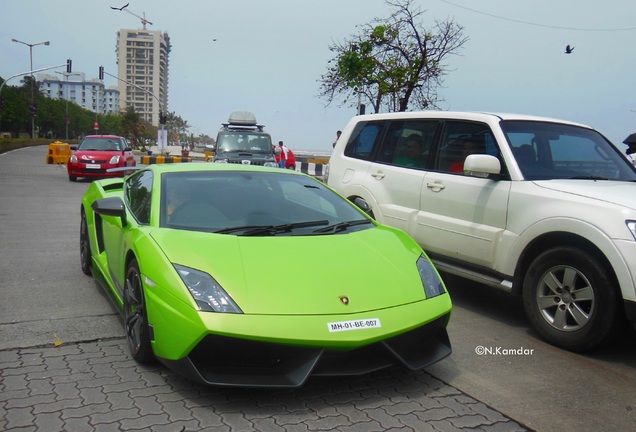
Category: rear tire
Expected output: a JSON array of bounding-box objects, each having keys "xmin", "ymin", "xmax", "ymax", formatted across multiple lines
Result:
[{"xmin": 522, "ymin": 246, "xmax": 622, "ymax": 351}]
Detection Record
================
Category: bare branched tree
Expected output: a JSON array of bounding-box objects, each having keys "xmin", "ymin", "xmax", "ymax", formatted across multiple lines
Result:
[{"xmin": 319, "ymin": 0, "xmax": 468, "ymax": 113}]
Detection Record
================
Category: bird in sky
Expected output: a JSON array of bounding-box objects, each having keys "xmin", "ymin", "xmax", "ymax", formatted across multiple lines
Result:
[
  {"xmin": 565, "ymin": 45, "xmax": 575, "ymax": 54},
  {"xmin": 110, "ymin": 3, "xmax": 129, "ymax": 11}
]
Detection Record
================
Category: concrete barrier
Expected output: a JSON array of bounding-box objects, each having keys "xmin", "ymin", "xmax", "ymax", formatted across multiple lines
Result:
[
  {"xmin": 141, "ymin": 155, "xmax": 192, "ymax": 164},
  {"xmin": 46, "ymin": 142, "xmax": 70, "ymax": 164},
  {"xmin": 295, "ymin": 161, "xmax": 327, "ymax": 179}
]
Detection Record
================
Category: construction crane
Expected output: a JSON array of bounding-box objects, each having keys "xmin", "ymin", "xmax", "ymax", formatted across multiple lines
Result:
[{"xmin": 110, "ymin": 4, "xmax": 153, "ymax": 30}]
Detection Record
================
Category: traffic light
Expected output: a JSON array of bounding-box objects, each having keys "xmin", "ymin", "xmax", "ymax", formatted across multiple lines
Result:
[
  {"xmin": 160, "ymin": 112, "xmax": 167, "ymax": 124},
  {"xmin": 66, "ymin": 59, "xmax": 72, "ymax": 73},
  {"xmin": 99, "ymin": 66, "xmax": 104, "ymax": 80},
  {"xmin": 29, "ymin": 103, "xmax": 36, "ymax": 117}
]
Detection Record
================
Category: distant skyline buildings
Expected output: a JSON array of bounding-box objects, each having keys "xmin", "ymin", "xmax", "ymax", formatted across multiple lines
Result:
[
  {"xmin": 116, "ymin": 28, "xmax": 170, "ymax": 127},
  {"xmin": 37, "ymin": 27, "xmax": 170, "ymax": 127},
  {"xmin": 38, "ymin": 72, "xmax": 120, "ymax": 115}
]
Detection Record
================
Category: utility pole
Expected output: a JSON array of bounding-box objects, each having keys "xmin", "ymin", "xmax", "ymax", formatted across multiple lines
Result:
[
  {"xmin": 11, "ymin": 38, "xmax": 50, "ymax": 139},
  {"xmin": 99, "ymin": 66, "xmax": 166, "ymax": 151},
  {"xmin": 55, "ymin": 71, "xmax": 81, "ymax": 140}
]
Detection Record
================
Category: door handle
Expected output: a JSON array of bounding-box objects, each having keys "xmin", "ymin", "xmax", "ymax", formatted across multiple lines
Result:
[
  {"xmin": 371, "ymin": 171, "xmax": 385, "ymax": 179},
  {"xmin": 426, "ymin": 180, "xmax": 445, "ymax": 192}
]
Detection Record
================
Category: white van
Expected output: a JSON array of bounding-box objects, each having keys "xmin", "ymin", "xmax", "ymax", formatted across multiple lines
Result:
[{"xmin": 327, "ymin": 111, "xmax": 636, "ymax": 351}]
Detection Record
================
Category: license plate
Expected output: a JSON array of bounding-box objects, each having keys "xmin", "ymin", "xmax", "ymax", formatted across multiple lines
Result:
[
  {"xmin": 327, "ymin": 318, "xmax": 381, "ymax": 333},
  {"xmin": 85, "ymin": 164, "xmax": 101, "ymax": 169}
]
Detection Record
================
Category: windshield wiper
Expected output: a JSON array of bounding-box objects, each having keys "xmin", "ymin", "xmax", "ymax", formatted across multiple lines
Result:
[
  {"xmin": 568, "ymin": 175, "xmax": 610, "ymax": 181},
  {"xmin": 313, "ymin": 219, "xmax": 374, "ymax": 234},
  {"xmin": 215, "ymin": 220, "xmax": 329, "ymax": 236}
]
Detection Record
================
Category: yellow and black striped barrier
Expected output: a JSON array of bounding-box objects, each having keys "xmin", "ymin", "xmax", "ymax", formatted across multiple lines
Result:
[{"xmin": 142, "ymin": 155, "xmax": 192, "ymax": 164}]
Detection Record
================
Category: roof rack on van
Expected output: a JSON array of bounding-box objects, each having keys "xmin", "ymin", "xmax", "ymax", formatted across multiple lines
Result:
[{"xmin": 221, "ymin": 111, "xmax": 265, "ymax": 131}]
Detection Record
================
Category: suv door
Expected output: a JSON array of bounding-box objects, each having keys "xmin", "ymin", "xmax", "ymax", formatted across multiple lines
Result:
[
  {"xmin": 411, "ymin": 120, "xmax": 511, "ymax": 268},
  {"xmin": 358, "ymin": 120, "xmax": 439, "ymax": 234}
]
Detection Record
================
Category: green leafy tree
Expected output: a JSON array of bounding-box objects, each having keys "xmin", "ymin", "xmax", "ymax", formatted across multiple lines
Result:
[
  {"xmin": 121, "ymin": 106, "xmax": 144, "ymax": 148},
  {"xmin": 1, "ymin": 76, "xmax": 191, "ymax": 144},
  {"xmin": 0, "ymin": 77, "xmax": 32, "ymax": 135},
  {"xmin": 98, "ymin": 113, "xmax": 123, "ymax": 136},
  {"xmin": 35, "ymin": 96, "xmax": 64, "ymax": 138},
  {"xmin": 165, "ymin": 111, "xmax": 189, "ymax": 147},
  {"xmin": 319, "ymin": 0, "xmax": 468, "ymax": 113}
]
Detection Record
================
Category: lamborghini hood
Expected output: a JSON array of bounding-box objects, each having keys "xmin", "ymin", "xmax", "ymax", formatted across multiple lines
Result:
[{"xmin": 150, "ymin": 227, "xmax": 427, "ymax": 315}]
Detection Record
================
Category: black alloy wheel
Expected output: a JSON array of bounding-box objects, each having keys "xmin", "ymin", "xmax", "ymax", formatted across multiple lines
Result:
[
  {"xmin": 124, "ymin": 258, "xmax": 154, "ymax": 363},
  {"xmin": 79, "ymin": 209, "xmax": 92, "ymax": 276}
]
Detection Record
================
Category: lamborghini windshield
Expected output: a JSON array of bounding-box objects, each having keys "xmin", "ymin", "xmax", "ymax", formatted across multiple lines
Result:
[{"xmin": 160, "ymin": 170, "xmax": 373, "ymax": 235}]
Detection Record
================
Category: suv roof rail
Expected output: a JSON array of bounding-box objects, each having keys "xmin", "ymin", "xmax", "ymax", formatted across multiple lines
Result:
[
  {"xmin": 221, "ymin": 123, "xmax": 265, "ymax": 132},
  {"xmin": 222, "ymin": 111, "xmax": 265, "ymax": 132}
]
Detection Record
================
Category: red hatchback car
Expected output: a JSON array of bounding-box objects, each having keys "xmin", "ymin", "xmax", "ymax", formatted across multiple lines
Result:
[{"xmin": 68, "ymin": 135, "xmax": 136, "ymax": 182}]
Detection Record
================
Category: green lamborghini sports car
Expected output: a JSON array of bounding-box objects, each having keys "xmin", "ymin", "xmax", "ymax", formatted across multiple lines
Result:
[{"xmin": 80, "ymin": 163, "xmax": 452, "ymax": 387}]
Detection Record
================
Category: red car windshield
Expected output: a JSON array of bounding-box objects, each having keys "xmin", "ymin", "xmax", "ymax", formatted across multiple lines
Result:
[{"xmin": 79, "ymin": 138, "xmax": 124, "ymax": 151}]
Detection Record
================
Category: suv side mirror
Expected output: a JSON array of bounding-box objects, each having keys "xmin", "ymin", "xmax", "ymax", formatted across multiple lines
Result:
[{"xmin": 463, "ymin": 154, "xmax": 501, "ymax": 178}]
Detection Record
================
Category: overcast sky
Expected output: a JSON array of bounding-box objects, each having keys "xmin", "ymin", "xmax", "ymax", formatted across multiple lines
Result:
[{"xmin": 2, "ymin": 0, "xmax": 635, "ymax": 151}]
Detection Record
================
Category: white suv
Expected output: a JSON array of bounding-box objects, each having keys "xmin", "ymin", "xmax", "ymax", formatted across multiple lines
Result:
[{"xmin": 327, "ymin": 111, "xmax": 636, "ymax": 351}]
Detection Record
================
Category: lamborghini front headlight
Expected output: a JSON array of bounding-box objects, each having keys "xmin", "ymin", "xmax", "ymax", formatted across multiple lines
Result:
[
  {"xmin": 174, "ymin": 264, "xmax": 242, "ymax": 313},
  {"xmin": 416, "ymin": 255, "xmax": 446, "ymax": 299}
]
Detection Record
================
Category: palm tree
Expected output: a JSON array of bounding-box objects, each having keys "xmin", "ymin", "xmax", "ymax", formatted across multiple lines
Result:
[{"xmin": 121, "ymin": 106, "xmax": 144, "ymax": 149}]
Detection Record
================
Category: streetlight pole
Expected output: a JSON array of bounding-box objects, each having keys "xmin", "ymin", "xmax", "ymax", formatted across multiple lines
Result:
[
  {"xmin": 11, "ymin": 38, "xmax": 50, "ymax": 139},
  {"xmin": 55, "ymin": 71, "xmax": 80, "ymax": 140},
  {"xmin": 100, "ymin": 67, "xmax": 165, "ymax": 151}
]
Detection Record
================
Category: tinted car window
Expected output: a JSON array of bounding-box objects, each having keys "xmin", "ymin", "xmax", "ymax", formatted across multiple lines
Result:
[
  {"xmin": 378, "ymin": 120, "xmax": 438, "ymax": 168},
  {"xmin": 344, "ymin": 122, "xmax": 383, "ymax": 160},
  {"xmin": 161, "ymin": 171, "xmax": 369, "ymax": 234},
  {"xmin": 502, "ymin": 120, "xmax": 636, "ymax": 181},
  {"xmin": 126, "ymin": 170, "xmax": 153, "ymax": 224},
  {"xmin": 435, "ymin": 121, "xmax": 496, "ymax": 173}
]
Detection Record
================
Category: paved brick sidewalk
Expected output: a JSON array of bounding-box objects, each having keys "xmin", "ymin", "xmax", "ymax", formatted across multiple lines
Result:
[{"xmin": 0, "ymin": 339, "xmax": 530, "ymax": 432}]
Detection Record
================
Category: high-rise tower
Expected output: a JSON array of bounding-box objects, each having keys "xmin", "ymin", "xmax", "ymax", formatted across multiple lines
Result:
[{"xmin": 116, "ymin": 28, "xmax": 170, "ymax": 126}]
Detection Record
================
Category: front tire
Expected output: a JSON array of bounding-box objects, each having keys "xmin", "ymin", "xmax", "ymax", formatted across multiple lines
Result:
[
  {"xmin": 124, "ymin": 258, "xmax": 154, "ymax": 363},
  {"xmin": 522, "ymin": 246, "xmax": 622, "ymax": 351}
]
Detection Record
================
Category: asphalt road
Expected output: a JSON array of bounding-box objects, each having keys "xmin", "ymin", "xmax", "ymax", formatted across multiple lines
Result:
[{"xmin": 1, "ymin": 145, "xmax": 635, "ymax": 431}]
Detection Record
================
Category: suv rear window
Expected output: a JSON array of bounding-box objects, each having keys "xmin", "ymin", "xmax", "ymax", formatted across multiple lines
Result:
[{"xmin": 344, "ymin": 122, "xmax": 382, "ymax": 160}]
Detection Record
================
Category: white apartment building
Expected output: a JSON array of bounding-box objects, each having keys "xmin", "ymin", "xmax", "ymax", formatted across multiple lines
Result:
[
  {"xmin": 39, "ymin": 73, "xmax": 120, "ymax": 115},
  {"xmin": 116, "ymin": 28, "xmax": 170, "ymax": 126}
]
